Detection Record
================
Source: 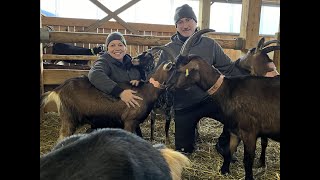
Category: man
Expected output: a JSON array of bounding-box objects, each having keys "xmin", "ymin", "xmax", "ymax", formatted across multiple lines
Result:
[{"xmin": 157, "ymin": 4, "xmax": 249, "ymax": 159}]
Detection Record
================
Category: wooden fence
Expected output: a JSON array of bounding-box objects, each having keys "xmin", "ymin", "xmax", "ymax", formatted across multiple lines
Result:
[{"xmin": 41, "ymin": 16, "xmax": 277, "ymax": 88}]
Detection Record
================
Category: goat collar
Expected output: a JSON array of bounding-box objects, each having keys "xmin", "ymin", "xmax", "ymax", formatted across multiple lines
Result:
[
  {"xmin": 207, "ymin": 75, "xmax": 225, "ymax": 95},
  {"xmin": 149, "ymin": 78, "xmax": 166, "ymax": 89}
]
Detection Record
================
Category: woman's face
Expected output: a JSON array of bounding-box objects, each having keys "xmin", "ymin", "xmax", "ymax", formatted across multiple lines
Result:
[
  {"xmin": 107, "ymin": 40, "xmax": 127, "ymax": 61},
  {"xmin": 176, "ymin": 17, "xmax": 197, "ymax": 37}
]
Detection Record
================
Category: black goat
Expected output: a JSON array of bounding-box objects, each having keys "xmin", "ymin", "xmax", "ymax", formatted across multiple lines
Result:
[
  {"xmin": 40, "ymin": 128, "xmax": 190, "ymax": 180},
  {"xmin": 48, "ymin": 43, "xmax": 104, "ymax": 65},
  {"xmin": 42, "ymin": 26, "xmax": 104, "ymax": 66},
  {"xmin": 170, "ymin": 53, "xmax": 279, "ymax": 180},
  {"xmin": 40, "ymin": 46, "xmax": 178, "ymax": 142}
]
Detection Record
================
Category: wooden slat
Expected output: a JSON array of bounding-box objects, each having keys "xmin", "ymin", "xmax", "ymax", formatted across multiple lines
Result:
[
  {"xmin": 43, "ymin": 54, "xmax": 98, "ymax": 61},
  {"xmin": 43, "ymin": 69, "xmax": 89, "ymax": 85}
]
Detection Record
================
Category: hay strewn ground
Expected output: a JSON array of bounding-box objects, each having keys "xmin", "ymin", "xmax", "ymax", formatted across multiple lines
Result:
[{"xmin": 40, "ymin": 112, "xmax": 280, "ymax": 180}]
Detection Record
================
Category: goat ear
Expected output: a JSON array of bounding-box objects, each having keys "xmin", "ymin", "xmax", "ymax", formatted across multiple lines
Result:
[
  {"xmin": 256, "ymin": 37, "xmax": 265, "ymax": 53},
  {"xmin": 179, "ymin": 61, "xmax": 199, "ymax": 72},
  {"xmin": 163, "ymin": 62, "xmax": 173, "ymax": 71}
]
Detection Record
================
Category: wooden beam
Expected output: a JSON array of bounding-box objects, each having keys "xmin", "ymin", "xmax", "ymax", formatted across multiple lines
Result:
[
  {"xmin": 239, "ymin": 0, "xmax": 262, "ymax": 50},
  {"xmin": 89, "ymin": 0, "xmax": 139, "ymax": 34},
  {"xmin": 43, "ymin": 69, "xmax": 89, "ymax": 85},
  {"xmin": 43, "ymin": 54, "xmax": 98, "ymax": 61},
  {"xmin": 40, "ymin": 30, "xmax": 241, "ymax": 49},
  {"xmin": 212, "ymin": 0, "xmax": 279, "ymax": 6},
  {"xmin": 198, "ymin": 0, "xmax": 211, "ymax": 30},
  {"xmin": 42, "ymin": 16, "xmax": 177, "ymax": 33},
  {"xmin": 85, "ymin": 0, "xmax": 140, "ymax": 32}
]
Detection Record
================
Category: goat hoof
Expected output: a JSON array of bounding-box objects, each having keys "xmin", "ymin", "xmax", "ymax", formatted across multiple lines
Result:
[{"xmin": 220, "ymin": 167, "xmax": 230, "ymax": 175}]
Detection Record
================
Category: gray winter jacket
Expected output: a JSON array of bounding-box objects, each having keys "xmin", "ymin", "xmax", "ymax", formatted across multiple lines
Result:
[
  {"xmin": 157, "ymin": 32, "xmax": 249, "ymax": 110},
  {"xmin": 88, "ymin": 53, "xmax": 141, "ymax": 98}
]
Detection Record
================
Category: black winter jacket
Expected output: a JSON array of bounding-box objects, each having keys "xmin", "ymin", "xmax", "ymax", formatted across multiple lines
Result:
[{"xmin": 157, "ymin": 32, "xmax": 249, "ymax": 110}]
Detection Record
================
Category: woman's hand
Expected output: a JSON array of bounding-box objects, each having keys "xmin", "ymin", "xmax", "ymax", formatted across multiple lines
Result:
[
  {"xmin": 120, "ymin": 89, "xmax": 143, "ymax": 108},
  {"xmin": 130, "ymin": 80, "xmax": 140, "ymax": 87}
]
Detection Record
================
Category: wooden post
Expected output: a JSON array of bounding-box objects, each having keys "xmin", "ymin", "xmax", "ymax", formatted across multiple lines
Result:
[
  {"xmin": 40, "ymin": 13, "xmax": 44, "ymax": 95},
  {"xmin": 273, "ymin": 31, "xmax": 280, "ymax": 73},
  {"xmin": 239, "ymin": 0, "xmax": 262, "ymax": 54},
  {"xmin": 40, "ymin": 12, "xmax": 45, "ymax": 117},
  {"xmin": 198, "ymin": 0, "xmax": 211, "ymax": 30}
]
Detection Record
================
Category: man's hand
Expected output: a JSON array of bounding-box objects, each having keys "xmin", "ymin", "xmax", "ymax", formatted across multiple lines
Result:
[{"xmin": 130, "ymin": 80, "xmax": 140, "ymax": 87}]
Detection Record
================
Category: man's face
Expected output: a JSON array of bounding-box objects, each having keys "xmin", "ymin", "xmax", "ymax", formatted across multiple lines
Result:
[{"xmin": 176, "ymin": 18, "xmax": 197, "ymax": 37}]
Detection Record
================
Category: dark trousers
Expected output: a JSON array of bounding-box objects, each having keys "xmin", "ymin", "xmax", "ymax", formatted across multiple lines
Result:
[{"xmin": 174, "ymin": 98, "xmax": 229, "ymax": 153}]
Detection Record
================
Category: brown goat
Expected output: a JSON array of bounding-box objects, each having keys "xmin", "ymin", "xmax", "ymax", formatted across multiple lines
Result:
[
  {"xmin": 132, "ymin": 50, "xmax": 175, "ymax": 144},
  {"xmin": 237, "ymin": 37, "xmax": 280, "ymax": 167},
  {"xmin": 40, "ymin": 46, "xmax": 178, "ymax": 142},
  {"xmin": 161, "ymin": 29, "xmax": 279, "ymax": 180},
  {"xmin": 170, "ymin": 57, "xmax": 279, "ymax": 180}
]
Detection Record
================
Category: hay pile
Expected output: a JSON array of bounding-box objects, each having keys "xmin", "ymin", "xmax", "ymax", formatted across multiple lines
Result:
[{"xmin": 40, "ymin": 112, "xmax": 280, "ymax": 180}]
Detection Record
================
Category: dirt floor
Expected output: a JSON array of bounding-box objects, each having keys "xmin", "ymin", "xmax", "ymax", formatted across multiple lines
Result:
[{"xmin": 40, "ymin": 112, "xmax": 280, "ymax": 180}]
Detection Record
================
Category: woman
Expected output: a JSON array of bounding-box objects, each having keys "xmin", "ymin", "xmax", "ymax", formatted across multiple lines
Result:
[{"xmin": 88, "ymin": 32, "xmax": 143, "ymax": 108}]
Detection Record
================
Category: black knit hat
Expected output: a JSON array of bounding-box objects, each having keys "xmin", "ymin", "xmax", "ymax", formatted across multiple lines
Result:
[
  {"xmin": 174, "ymin": 4, "xmax": 197, "ymax": 24},
  {"xmin": 106, "ymin": 32, "xmax": 127, "ymax": 47}
]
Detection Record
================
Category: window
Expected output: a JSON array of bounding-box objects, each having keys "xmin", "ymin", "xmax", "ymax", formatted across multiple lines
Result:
[{"xmin": 41, "ymin": 0, "xmax": 279, "ymax": 35}]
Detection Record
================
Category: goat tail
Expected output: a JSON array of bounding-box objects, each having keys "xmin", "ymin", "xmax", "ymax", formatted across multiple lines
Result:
[
  {"xmin": 40, "ymin": 91, "xmax": 61, "ymax": 113},
  {"xmin": 160, "ymin": 148, "xmax": 191, "ymax": 180}
]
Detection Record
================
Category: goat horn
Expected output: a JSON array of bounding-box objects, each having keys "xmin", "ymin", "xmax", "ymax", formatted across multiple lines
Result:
[
  {"xmin": 263, "ymin": 39, "xmax": 280, "ymax": 47},
  {"xmin": 180, "ymin": 29, "xmax": 215, "ymax": 57},
  {"xmin": 150, "ymin": 46, "xmax": 176, "ymax": 63},
  {"xmin": 261, "ymin": 45, "xmax": 280, "ymax": 54}
]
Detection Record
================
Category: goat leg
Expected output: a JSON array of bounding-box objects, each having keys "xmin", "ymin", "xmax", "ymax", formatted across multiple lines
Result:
[
  {"xmin": 58, "ymin": 112, "xmax": 76, "ymax": 142},
  {"xmin": 150, "ymin": 110, "xmax": 156, "ymax": 141},
  {"xmin": 135, "ymin": 125, "xmax": 143, "ymax": 138},
  {"xmin": 220, "ymin": 132, "xmax": 239, "ymax": 175},
  {"xmin": 164, "ymin": 108, "xmax": 171, "ymax": 144},
  {"xmin": 242, "ymin": 134, "xmax": 257, "ymax": 180},
  {"xmin": 220, "ymin": 147, "xmax": 231, "ymax": 175},
  {"xmin": 257, "ymin": 137, "xmax": 268, "ymax": 168}
]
